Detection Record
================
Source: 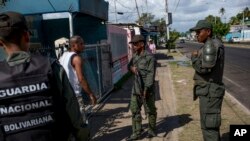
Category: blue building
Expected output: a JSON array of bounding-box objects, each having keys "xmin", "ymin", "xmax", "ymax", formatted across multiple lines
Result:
[
  {"xmin": 0, "ymin": 0, "xmax": 109, "ymax": 52},
  {"xmin": 225, "ymin": 25, "xmax": 250, "ymax": 42}
]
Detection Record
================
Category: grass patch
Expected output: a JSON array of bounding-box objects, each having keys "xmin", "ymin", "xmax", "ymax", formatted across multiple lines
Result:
[
  {"xmin": 169, "ymin": 57, "xmax": 250, "ymax": 141},
  {"xmin": 169, "ymin": 61, "xmax": 202, "ymax": 141}
]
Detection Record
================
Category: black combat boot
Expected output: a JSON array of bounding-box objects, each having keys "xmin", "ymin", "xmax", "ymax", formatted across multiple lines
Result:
[
  {"xmin": 147, "ymin": 114, "xmax": 157, "ymax": 138},
  {"xmin": 147, "ymin": 130, "xmax": 157, "ymax": 138},
  {"xmin": 127, "ymin": 116, "xmax": 142, "ymax": 140}
]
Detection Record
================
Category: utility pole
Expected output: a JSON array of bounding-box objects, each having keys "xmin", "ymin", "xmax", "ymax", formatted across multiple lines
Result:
[
  {"xmin": 135, "ymin": 0, "xmax": 140, "ymax": 20},
  {"xmin": 114, "ymin": 0, "xmax": 117, "ymax": 23},
  {"xmin": 242, "ymin": 10, "xmax": 245, "ymax": 41},
  {"xmin": 165, "ymin": 0, "xmax": 170, "ymax": 40}
]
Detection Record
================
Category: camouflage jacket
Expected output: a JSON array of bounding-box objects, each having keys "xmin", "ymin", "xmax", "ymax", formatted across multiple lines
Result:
[{"xmin": 128, "ymin": 50, "xmax": 156, "ymax": 94}]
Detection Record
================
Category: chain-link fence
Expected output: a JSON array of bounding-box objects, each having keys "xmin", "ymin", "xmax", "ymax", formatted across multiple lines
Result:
[
  {"xmin": 28, "ymin": 43, "xmax": 113, "ymax": 102},
  {"xmin": 83, "ymin": 44, "xmax": 113, "ymax": 100}
]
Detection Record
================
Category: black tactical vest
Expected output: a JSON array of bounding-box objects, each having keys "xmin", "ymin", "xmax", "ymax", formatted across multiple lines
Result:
[
  {"xmin": 0, "ymin": 55, "xmax": 59, "ymax": 141},
  {"xmin": 194, "ymin": 38, "xmax": 225, "ymax": 84}
]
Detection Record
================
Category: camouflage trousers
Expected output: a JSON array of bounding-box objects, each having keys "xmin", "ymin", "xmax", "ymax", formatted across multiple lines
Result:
[
  {"xmin": 130, "ymin": 93, "xmax": 157, "ymax": 135},
  {"xmin": 76, "ymin": 96, "xmax": 87, "ymax": 124}
]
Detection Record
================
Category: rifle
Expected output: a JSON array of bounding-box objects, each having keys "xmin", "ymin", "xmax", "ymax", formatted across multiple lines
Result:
[{"xmin": 135, "ymin": 71, "xmax": 148, "ymax": 120}]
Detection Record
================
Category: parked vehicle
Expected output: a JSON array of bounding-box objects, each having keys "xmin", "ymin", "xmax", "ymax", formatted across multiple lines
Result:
[
  {"xmin": 229, "ymin": 37, "xmax": 241, "ymax": 43},
  {"xmin": 180, "ymin": 39, "xmax": 185, "ymax": 43}
]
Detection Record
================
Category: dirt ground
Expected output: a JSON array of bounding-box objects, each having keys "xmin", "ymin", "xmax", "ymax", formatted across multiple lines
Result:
[{"xmin": 88, "ymin": 49, "xmax": 250, "ymax": 141}]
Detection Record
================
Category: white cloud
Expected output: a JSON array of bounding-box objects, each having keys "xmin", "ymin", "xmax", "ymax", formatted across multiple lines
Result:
[{"xmin": 106, "ymin": 0, "xmax": 250, "ymax": 32}]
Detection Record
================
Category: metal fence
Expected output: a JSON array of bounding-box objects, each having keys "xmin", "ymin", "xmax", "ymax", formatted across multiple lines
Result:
[
  {"xmin": 29, "ymin": 43, "xmax": 113, "ymax": 102},
  {"xmin": 83, "ymin": 44, "xmax": 113, "ymax": 100}
]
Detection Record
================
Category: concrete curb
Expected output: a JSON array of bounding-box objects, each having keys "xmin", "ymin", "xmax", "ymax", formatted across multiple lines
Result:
[{"xmin": 224, "ymin": 91, "xmax": 250, "ymax": 115}]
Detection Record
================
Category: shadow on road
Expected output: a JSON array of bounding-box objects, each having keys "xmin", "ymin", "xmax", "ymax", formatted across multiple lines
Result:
[
  {"xmin": 155, "ymin": 53, "xmax": 173, "ymax": 61},
  {"xmin": 156, "ymin": 46, "xmax": 168, "ymax": 50},
  {"xmin": 91, "ymin": 113, "xmax": 193, "ymax": 141},
  {"xmin": 90, "ymin": 107, "xmax": 131, "ymax": 141},
  {"xmin": 155, "ymin": 81, "xmax": 161, "ymax": 101},
  {"xmin": 221, "ymin": 132, "xmax": 229, "ymax": 141},
  {"xmin": 156, "ymin": 114, "xmax": 193, "ymax": 137}
]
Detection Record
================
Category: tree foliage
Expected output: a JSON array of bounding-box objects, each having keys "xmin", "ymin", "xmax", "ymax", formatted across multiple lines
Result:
[
  {"xmin": 219, "ymin": 7, "xmax": 225, "ymax": 17},
  {"xmin": 152, "ymin": 18, "xmax": 166, "ymax": 37},
  {"xmin": 169, "ymin": 29, "xmax": 180, "ymax": 41},
  {"xmin": 136, "ymin": 13, "xmax": 154, "ymax": 26},
  {"xmin": 204, "ymin": 15, "xmax": 230, "ymax": 38},
  {"xmin": 229, "ymin": 7, "xmax": 250, "ymax": 25},
  {"xmin": 136, "ymin": 13, "xmax": 167, "ymax": 38}
]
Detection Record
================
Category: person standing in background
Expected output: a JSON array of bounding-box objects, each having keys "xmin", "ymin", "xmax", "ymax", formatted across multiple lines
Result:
[
  {"xmin": 147, "ymin": 39, "xmax": 156, "ymax": 54},
  {"xmin": 59, "ymin": 35, "xmax": 97, "ymax": 122}
]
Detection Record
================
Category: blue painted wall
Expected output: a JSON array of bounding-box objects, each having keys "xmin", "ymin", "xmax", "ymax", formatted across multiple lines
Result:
[
  {"xmin": 225, "ymin": 32, "xmax": 241, "ymax": 42},
  {"xmin": 41, "ymin": 13, "xmax": 107, "ymax": 49},
  {"xmin": 0, "ymin": 0, "xmax": 79, "ymax": 14},
  {"xmin": 74, "ymin": 14, "xmax": 107, "ymax": 44}
]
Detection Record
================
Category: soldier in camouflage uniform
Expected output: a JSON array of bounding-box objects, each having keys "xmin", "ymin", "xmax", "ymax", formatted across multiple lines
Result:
[
  {"xmin": 127, "ymin": 35, "xmax": 157, "ymax": 140},
  {"xmin": 190, "ymin": 20, "xmax": 225, "ymax": 141}
]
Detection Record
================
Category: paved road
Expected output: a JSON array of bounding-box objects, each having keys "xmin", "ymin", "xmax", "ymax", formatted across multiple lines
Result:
[{"xmin": 176, "ymin": 41, "xmax": 250, "ymax": 111}]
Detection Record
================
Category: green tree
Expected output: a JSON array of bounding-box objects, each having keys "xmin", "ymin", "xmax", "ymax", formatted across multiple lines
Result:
[
  {"xmin": 229, "ymin": 16, "xmax": 240, "ymax": 25},
  {"xmin": 229, "ymin": 7, "xmax": 250, "ymax": 25},
  {"xmin": 204, "ymin": 15, "xmax": 230, "ymax": 38},
  {"xmin": 205, "ymin": 15, "xmax": 221, "ymax": 25},
  {"xmin": 165, "ymin": 29, "xmax": 180, "ymax": 50},
  {"xmin": 219, "ymin": 7, "xmax": 225, "ymax": 17},
  {"xmin": 135, "ymin": 13, "xmax": 182, "ymax": 47},
  {"xmin": 151, "ymin": 18, "xmax": 166, "ymax": 37},
  {"xmin": 136, "ymin": 13, "xmax": 155, "ymax": 26},
  {"xmin": 169, "ymin": 29, "xmax": 181, "ymax": 41},
  {"xmin": 244, "ymin": 7, "xmax": 250, "ymax": 17},
  {"xmin": 213, "ymin": 22, "xmax": 230, "ymax": 38}
]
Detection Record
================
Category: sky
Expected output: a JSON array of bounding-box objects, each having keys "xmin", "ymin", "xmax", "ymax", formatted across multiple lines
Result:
[{"xmin": 106, "ymin": 0, "xmax": 250, "ymax": 32}]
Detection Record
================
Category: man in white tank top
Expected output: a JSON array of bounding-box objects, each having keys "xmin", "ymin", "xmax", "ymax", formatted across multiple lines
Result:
[{"xmin": 59, "ymin": 36, "xmax": 97, "ymax": 120}]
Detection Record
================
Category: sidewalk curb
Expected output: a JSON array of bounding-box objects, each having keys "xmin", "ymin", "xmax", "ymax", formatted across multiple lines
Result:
[{"xmin": 224, "ymin": 91, "xmax": 250, "ymax": 115}]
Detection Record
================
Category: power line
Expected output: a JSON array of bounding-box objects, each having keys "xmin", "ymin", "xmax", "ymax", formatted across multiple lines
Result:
[
  {"xmin": 134, "ymin": 0, "xmax": 141, "ymax": 19},
  {"xmin": 174, "ymin": 0, "xmax": 180, "ymax": 12},
  {"xmin": 114, "ymin": 0, "xmax": 117, "ymax": 23},
  {"xmin": 115, "ymin": 0, "xmax": 133, "ymax": 10}
]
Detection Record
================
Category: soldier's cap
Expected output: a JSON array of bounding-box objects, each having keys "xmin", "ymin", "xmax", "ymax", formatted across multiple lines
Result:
[
  {"xmin": 0, "ymin": 11, "xmax": 29, "ymax": 37},
  {"xmin": 190, "ymin": 20, "xmax": 212, "ymax": 31},
  {"xmin": 129, "ymin": 35, "xmax": 145, "ymax": 43}
]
